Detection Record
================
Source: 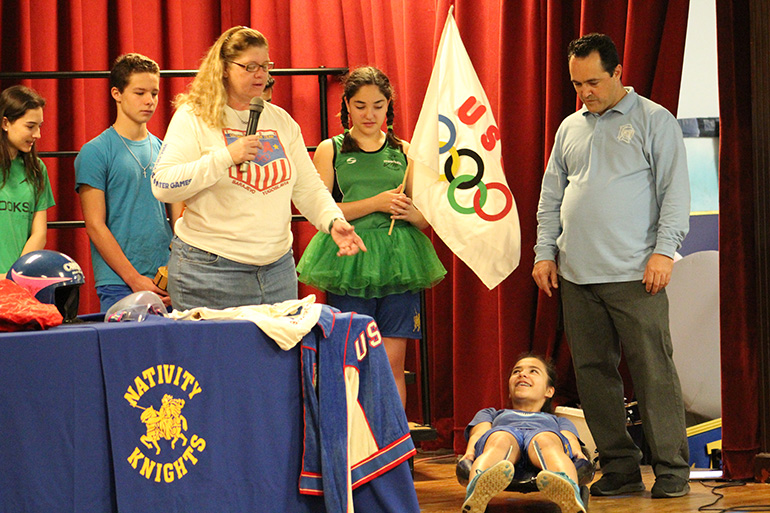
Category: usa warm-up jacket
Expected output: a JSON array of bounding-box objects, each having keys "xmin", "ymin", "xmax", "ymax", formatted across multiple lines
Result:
[{"xmin": 300, "ymin": 306, "xmax": 418, "ymax": 513}]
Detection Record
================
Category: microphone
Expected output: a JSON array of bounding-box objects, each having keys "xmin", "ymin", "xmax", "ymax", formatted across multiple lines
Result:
[{"xmin": 240, "ymin": 97, "xmax": 265, "ymax": 172}]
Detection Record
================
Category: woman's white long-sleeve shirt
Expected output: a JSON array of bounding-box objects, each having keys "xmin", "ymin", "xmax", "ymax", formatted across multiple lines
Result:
[{"xmin": 152, "ymin": 103, "xmax": 342, "ymax": 266}]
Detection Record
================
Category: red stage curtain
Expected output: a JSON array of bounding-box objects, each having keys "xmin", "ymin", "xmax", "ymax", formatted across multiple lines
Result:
[
  {"xmin": 715, "ymin": 0, "xmax": 759, "ymax": 480},
  {"xmin": 0, "ymin": 0, "xmax": 692, "ymax": 455}
]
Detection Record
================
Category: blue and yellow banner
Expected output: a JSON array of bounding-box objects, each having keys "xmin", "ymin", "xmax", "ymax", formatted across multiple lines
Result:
[{"xmin": 98, "ymin": 318, "xmax": 319, "ymax": 512}]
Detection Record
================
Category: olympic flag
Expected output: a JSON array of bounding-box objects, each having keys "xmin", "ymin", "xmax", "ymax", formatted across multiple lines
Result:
[{"xmin": 408, "ymin": 10, "xmax": 520, "ymax": 289}]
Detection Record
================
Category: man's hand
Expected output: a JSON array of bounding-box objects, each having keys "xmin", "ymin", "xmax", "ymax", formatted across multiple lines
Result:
[
  {"xmin": 330, "ymin": 219, "xmax": 367, "ymax": 256},
  {"xmin": 532, "ymin": 260, "xmax": 559, "ymax": 297},
  {"xmin": 642, "ymin": 253, "xmax": 675, "ymax": 295}
]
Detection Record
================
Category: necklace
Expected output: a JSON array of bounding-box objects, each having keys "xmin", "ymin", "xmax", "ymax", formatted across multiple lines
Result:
[
  {"xmin": 112, "ymin": 126, "xmax": 153, "ymax": 177},
  {"xmin": 233, "ymin": 108, "xmax": 248, "ymax": 125}
]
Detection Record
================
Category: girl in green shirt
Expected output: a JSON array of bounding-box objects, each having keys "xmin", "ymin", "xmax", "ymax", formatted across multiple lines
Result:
[{"xmin": 0, "ymin": 85, "xmax": 55, "ymax": 274}]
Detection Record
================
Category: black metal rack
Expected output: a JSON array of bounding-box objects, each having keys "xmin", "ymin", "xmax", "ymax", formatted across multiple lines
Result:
[
  {"xmin": 0, "ymin": 66, "xmax": 436, "ymax": 437},
  {"xmin": 0, "ymin": 67, "xmax": 347, "ymax": 142},
  {"xmin": 0, "ymin": 66, "xmax": 348, "ymax": 229}
]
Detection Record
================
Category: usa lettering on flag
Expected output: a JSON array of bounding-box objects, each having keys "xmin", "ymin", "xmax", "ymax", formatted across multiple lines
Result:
[{"xmin": 408, "ymin": 9, "xmax": 521, "ymax": 290}]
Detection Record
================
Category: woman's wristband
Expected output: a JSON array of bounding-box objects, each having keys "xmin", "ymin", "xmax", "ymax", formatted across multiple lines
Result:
[{"xmin": 328, "ymin": 217, "xmax": 344, "ymax": 233}]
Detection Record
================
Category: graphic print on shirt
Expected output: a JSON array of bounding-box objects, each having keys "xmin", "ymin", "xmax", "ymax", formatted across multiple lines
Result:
[
  {"xmin": 617, "ymin": 124, "xmax": 635, "ymax": 143},
  {"xmin": 224, "ymin": 128, "xmax": 292, "ymax": 195}
]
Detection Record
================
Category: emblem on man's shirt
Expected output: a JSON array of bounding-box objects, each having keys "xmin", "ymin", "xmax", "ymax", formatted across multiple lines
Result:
[
  {"xmin": 617, "ymin": 124, "xmax": 635, "ymax": 143},
  {"xmin": 346, "ymin": 157, "xmax": 357, "ymax": 165},
  {"xmin": 225, "ymin": 128, "xmax": 292, "ymax": 195}
]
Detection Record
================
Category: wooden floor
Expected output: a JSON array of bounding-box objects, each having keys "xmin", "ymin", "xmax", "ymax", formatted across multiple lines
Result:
[{"xmin": 413, "ymin": 451, "xmax": 770, "ymax": 513}]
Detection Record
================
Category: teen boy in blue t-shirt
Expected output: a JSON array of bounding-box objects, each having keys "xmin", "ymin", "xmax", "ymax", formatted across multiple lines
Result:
[{"xmin": 75, "ymin": 53, "xmax": 182, "ymax": 311}]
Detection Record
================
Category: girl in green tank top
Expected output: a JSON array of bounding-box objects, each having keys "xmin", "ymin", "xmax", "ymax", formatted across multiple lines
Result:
[{"xmin": 297, "ymin": 67, "xmax": 445, "ymax": 406}]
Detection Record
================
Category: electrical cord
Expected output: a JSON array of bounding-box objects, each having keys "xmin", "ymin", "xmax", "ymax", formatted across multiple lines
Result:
[{"xmin": 697, "ymin": 480, "xmax": 770, "ymax": 512}]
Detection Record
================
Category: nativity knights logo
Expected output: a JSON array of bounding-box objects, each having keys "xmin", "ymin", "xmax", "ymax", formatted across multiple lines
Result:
[{"xmin": 123, "ymin": 364, "xmax": 207, "ymax": 484}]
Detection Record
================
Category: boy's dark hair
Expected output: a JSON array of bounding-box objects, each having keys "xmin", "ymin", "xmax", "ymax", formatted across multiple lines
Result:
[
  {"xmin": 510, "ymin": 352, "xmax": 558, "ymax": 413},
  {"xmin": 567, "ymin": 33, "xmax": 620, "ymax": 75},
  {"xmin": 264, "ymin": 75, "xmax": 275, "ymax": 91},
  {"xmin": 110, "ymin": 53, "xmax": 160, "ymax": 92}
]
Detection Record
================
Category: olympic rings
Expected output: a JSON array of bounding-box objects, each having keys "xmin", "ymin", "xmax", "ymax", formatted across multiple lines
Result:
[
  {"xmin": 444, "ymin": 148, "xmax": 484, "ymax": 189},
  {"xmin": 438, "ymin": 115, "xmax": 456, "ymax": 153},
  {"xmin": 474, "ymin": 181, "xmax": 514, "ymax": 222},
  {"xmin": 439, "ymin": 144, "xmax": 462, "ymax": 179},
  {"xmin": 448, "ymin": 174, "xmax": 487, "ymax": 214},
  {"xmin": 440, "ymin": 115, "xmax": 514, "ymax": 221}
]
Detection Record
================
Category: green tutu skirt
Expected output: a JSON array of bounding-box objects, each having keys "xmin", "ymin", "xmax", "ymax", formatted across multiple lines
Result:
[{"xmin": 297, "ymin": 225, "xmax": 446, "ymax": 298}]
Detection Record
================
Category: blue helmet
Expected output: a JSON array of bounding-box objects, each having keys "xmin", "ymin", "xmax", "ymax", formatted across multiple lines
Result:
[{"xmin": 6, "ymin": 250, "xmax": 85, "ymax": 321}]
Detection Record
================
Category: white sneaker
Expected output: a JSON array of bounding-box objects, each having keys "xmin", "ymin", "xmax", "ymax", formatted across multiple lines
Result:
[{"xmin": 461, "ymin": 460, "xmax": 515, "ymax": 513}]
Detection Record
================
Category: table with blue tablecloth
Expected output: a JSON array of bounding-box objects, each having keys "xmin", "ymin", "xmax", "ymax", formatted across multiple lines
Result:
[{"xmin": 0, "ymin": 315, "xmax": 418, "ymax": 513}]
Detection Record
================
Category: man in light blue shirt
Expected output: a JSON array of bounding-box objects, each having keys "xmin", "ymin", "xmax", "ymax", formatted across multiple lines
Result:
[{"xmin": 533, "ymin": 33, "xmax": 691, "ymax": 499}]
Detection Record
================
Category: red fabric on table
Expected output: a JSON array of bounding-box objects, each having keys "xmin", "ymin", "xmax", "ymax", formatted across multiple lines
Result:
[{"xmin": 0, "ymin": 279, "xmax": 63, "ymax": 331}]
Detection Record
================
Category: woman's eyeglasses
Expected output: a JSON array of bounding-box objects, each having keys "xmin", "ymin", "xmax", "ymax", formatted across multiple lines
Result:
[{"xmin": 228, "ymin": 61, "xmax": 275, "ymax": 73}]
